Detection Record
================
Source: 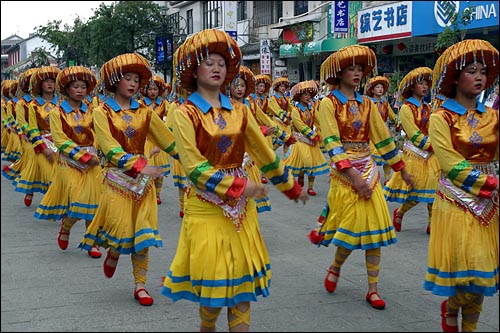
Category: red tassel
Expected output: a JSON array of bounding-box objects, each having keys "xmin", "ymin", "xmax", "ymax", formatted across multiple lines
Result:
[{"xmin": 308, "ymin": 229, "xmax": 324, "ymax": 244}]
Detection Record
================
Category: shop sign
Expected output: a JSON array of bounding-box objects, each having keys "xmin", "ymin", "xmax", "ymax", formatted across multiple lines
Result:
[{"xmin": 358, "ymin": 1, "xmax": 412, "ymax": 43}]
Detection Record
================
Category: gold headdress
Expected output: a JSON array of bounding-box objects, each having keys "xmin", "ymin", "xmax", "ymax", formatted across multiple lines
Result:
[
  {"xmin": 2, "ymin": 80, "xmax": 15, "ymax": 97},
  {"xmin": 29, "ymin": 66, "xmax": 61, "ymax": 95},
  {"xmin": 320, "ymin": 45, "xmax": 377, "ymax": 85},
  {"xmin": 254, "ymin": 74, "xmax": 272, "ymax": 93},
  {"xmin": 17, "ymin": 68, "xmax": 38, "ymax": 95},
  {"xmin": 222, "ymin": 65, "xmax": 255, "ymax": 98},
  {"xmin": 100, "ymin": 53, "xmax": 152, "ymax": 93},
  {"xmin": 164, "ymin": 82, "xmax": 172, "ymax": 96},
  {"xmin": 272, "ymin": 76, "xmax": 290, "ymax": 91},
  {"xmin": 9, "ymin": 80, "xmax": 18, "ymax": 97},
  {"xmin": 397, "ymin": 67, "xmax": 432, "ymax": 102},
  {"xmin": 290, "ymin": 80, "xmax": 318, "ymax": 102},
  {"xmin": 56, "ymin": 66, "xmax": 97, "ymax": 96},
  {"xmin": 432, "ymin": 39, "xmax": 499, "ymax": 99},
  {"xmin": 173, "ymin": 29, "xmax": 241, "ymax": 94},
  {"xmin": 365, "ymin": 75, "xmax": 390, "ymax": 97},
  {"xmin": 141, "ymin": 75, "xmax": 166, "ymax": 97}
]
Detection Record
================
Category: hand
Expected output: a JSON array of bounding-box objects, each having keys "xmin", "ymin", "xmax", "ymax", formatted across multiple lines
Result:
[
  {"xmin": 87, "ymin": 155, "xmax": 101, "ymax": 167},
  {"xmin": 243, "ymin": 180, "xmax": 269, "ymax": 199},
  {"xmin": 266, "ymin": 126, "xmax": 276, "ymax": 136},
  {"xmin": 42, "ymin": 147, "xmax": 56, "ymax": 163},
  {"xmin": 295, "ymin": 189, "xmax": 309, "ymax": 204},
  {"xmin": 285, "ymin": 136, "xmax": 296, "ymax": 146},
  {"xmin": 140, "ymin": 165, "xmax": 163, "ymax": 179},
  {"xmin": 149, "ymin": 146, "xmax": 161, "ymax": 158},
  {"xmin": 400, "ymin": 168, "xmax": 415, "ymax": 189}
]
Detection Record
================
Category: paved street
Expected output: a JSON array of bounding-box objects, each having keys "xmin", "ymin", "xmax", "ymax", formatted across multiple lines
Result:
[{"xmin": 1, "ymin": 161, "xmax": 498, "ymax": 332}]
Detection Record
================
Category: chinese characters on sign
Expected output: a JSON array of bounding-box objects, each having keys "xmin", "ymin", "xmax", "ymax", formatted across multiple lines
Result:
[
  {"xmin": 223, "ymin": 1, "xmax": 237, "ymax": 41},
  {"xmin": 260, "ymin": 39, "xmax": 271, "ymax": 75},
  {"xmin": 333, "ymin": 1, "xmax": 349, "ymax": 33},
  {"xmin": 358, "ymin": 1, "xmax": 412, "ymax": 43}
]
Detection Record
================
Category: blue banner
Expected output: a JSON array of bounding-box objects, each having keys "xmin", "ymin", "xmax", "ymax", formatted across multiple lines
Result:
[{"xmin": 334, "ymin": 1, "xmax": 349, "ymax": 33}]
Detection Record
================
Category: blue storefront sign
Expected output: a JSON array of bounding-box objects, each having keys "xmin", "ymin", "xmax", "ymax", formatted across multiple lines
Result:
[
  {"xmin": 412, "ymin": 1, "xmax": 499, "ymax": 36},
  {"xmin": 333, "ymin": 1, "xmax": 349, "ymax": 33}
]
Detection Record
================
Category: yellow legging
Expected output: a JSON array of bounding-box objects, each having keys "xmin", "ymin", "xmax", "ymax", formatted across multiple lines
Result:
[
  {"xmin": 332, "ymin": 247, "xmax": 381, "ymax": 284},
  {"xmin": 199, "ymin": 302, "xmax": 251, "ymax": 332},
  {"xmin": 398, "ymin": 201, "xmax": 433, "ymax": 223},
  {"xmin": 131, "ymin": 248, "xmax": 149, "ymax": 284},
  {"xmin": 447, "ymin": 291, "xmax": 484, "ymax": 332}
]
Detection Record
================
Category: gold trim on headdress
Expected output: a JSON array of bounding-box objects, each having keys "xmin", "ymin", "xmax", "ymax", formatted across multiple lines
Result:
[
  {"xmin": 173, "ymin": 29, "xmax": 242, "ymax": 94},
  {"xmin": 164, "ymin": 82, "xmax": 172, "ymax": 95},
  {"xmin": 222, "ymin": 65, "xmax": 255, "ymax": 98},
  {"xmin": 17, "ymin": 68, "xmax": 38, "ymax": 95},
  {"xmin": 321, "ymin": 45, "xmax": 377, "ymax": 86},
  {"xmin": 30, "ymin": 66, "xmax": 61, "ymax": 96},
  {"xmin": 397, "ymin": 67, "xmax": 432, "ymax": 102},
  {"xmin": 141, "ymin": 75, "xmax": 166, "ymax": 97},
  {"xmin": 2, "ymin": 80, "xmax": 15, "ymax": 97},
  {"xmin": 254, "ymin": 74, "xmax": 272, "ymax": 93},
  {"xmin": 365, "ymin": 76, "xmax": 390, "ymax": 97},
  {"xmin": 290, "ymin": 80, "xmax": 318, "ymax": 101},
  {"xmin": 100, "ymin": 53, "xmax": 152, "ymax": 93},
  {"xmin": 272, "ymin": 77, "xmax": 290, "ymax": 90},
  {"xmin": 432, "ymin": 39, "xmax": 499, "ymax": 99},
  {"xmin": 56, "ymin": 66, "xmax": 97, "ymax": 96}
]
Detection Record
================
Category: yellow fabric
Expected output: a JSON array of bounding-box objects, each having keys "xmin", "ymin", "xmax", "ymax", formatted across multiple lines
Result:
[
  {"xmin": 228, "ymin": 305, "xmax": 251, "ymax": 330},
  {"xmin": 162, "ymin": 192, "xmax": 271, "ymax": 307},
  {"xmin": 199, "ymin": 306, "xmax": 222, "ymax": 330},
  {"xmin": 365, "ymin": 247, "xmax": 381, "ymax": 284},
  {"xmin": 131, "ymin": 249, "xmax": 149, "ymax": 284},
  {"xmin": 333, "ymin": 246, "xmax": 352, "ymax": 269}
]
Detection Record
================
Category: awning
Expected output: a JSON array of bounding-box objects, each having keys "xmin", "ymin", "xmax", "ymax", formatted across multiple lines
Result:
[
  {"xmin": 279, "ymin": 38, "xmax": 359, "ymax": 58},
  {"xmin": 279, "ymin": 43, "xmax": 301, "ymax": 58},
  {"xmin": 321, "ymin": 38, "xmax": 358, "ymax": 53}
]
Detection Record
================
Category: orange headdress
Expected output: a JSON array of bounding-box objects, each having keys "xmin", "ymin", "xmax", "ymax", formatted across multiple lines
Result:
[
  {"xmin": 254, "ymin": 74, "xmax": 272, "ymax": 93},
  {"xmin": 56, "ymin": 66, "xmax": 97, "ymax": 96},
  {"xmin": 397, "ymin": 67, "xmax": 432, "ymax": 102},
  {"xmin": 290, "ymin": 80, "xmax": 318, "ymax": 102},
  {"xmin": 29, "ymin": 66, "xmax": 61, "ymax": 95},
  {"xmin": 173, "ymin": 29, "xmax": 241, "ymax": 94},
  {"xmin": 320, "ymin": 45, "xmax": 377, "ymax": 85},
  {"xmin": 17, "ymin": 68, "xmax": 38, "ymax": 95},
  {"xmin": 364, "ymin": 76, "xmax": 390, "ymax": 97},
  {"xmin": 99, "ymin": 53, "xmax": 152, "ymax": 93},
  {"xmin": 222, "ymin": 65, "xmax": 255, "ymax": 98},
  {"xmin": 2, "ymin": 80, "xmax": 15, "ymax": 97},
  {"xmin": 141, "ymin": 75, "xmax": 166, "ymax": 97}
]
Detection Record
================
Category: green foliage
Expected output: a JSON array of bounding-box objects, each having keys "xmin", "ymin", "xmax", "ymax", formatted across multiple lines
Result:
[
  {"xmin": 388, "ymin": 72, "xmax": 403, "ymax": 97},
  {"xmin": 35, "ymin": 1, "xmax": 165, "ymax": 68},
  {"xmin": 434, "ymin": 5, "xmax": 474, "ymax": 53}
]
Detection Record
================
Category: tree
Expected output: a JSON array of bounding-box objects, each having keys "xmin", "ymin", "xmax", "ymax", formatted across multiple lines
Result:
[
  {"xmin": 35, "ymin": 1, "xmax": 165, "ymax": 68},
  {"xmin": 434, "ymin": 5, "xmax": 474, "ymax": 54}
]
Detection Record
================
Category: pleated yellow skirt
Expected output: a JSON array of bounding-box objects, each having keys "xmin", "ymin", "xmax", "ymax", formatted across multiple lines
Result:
[
  {"xmin": 161, "ymin": 190, "xmax": 271, "ymax": 307},
  {"xmin": 284, "ymin": 140, "xmax": 330, "ymax": 177},
  {"xmin": 424, "ymin": 195, "xmax": 499, "ymax": 297},
  {"xmin": 319, "ymin": 173, "xmax": 398, "ymax": 250}
]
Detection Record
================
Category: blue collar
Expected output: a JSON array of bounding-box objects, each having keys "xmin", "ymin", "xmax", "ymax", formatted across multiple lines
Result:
[
  {"xmin": 297, "ymin": 103, "xmax": 312, "ymax": 112},
  {"xmin": 60, "ymin": 99, "xmax": 88, "ymax": 114},
  {"xmin": 407, "ymin": 96, "xmax": 426, "ymax": 107},
  {"xmin": 105, "ymin": 97, "xmax": 140, "ymax": 112},
  {"xmin": 442, "ymin": 99, "xmax": 486, "ymax": 115},
  {"xmin": 22, "ymin": 94, "xmax": 32, "ymax": 102},
  {"xmin": 35, "ymin": 95, "xmax": 58, "ymax": 106},
  {"xmin": 187, "ymin": 91, "xmax": 233, "ymax": 114},
  {"xmin": 143, "ymin": 96, "xmax": 162, "ymax": 106},
  {"xmin": 332, "ymin": 89, "xmax": 363, "ymax": 104}
]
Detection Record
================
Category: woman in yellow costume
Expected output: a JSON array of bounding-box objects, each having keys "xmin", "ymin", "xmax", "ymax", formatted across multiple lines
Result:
[
  {"xmin": 364, "ymin": 75, "xmax": 399, "ymax": 183},
  {"xmin": 312, "ymin": 45, "xmax": 414, "ymax": 310},
  {"xmin": 267, "ymin": 76, "xmax": 294, "ymax": 154},
  {"xmin": 27, "ymin": 66, "xmax": 61, "ymax": 199},
  {"xmin": 425, "ymin": 39, "xmax": 499, "ymax": 333},
  {"xmin": 78, "ymin": 53, "xmax": 179, "ymax": 306},
  {"xmin": 383, "ymin": 67, "xmax": 441, "ymax": 235},
  {"xmin": 284, "ymin": 80, "xmax": 330, "ymax": 196},
  {"xmin": 160, "ymin": 29, "xmax": 308, "ymax": 332},
  {"xmin": 33, "ymin": 65, "xmax": 103, "ymax": 258},
  {"xmin": 139, "ymin": 75, "xmax": 172, "ymax": 204}
]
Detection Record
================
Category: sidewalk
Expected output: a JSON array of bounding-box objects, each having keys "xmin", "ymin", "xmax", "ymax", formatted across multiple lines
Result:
[{"xmin": 1, "ymin": 167, "xmax": 498, "ymax": 332}]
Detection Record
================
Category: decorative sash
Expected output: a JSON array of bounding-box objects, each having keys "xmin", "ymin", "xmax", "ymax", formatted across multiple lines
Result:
[
  {"xmin": 59, "ymin": 146, "xmax": 97, "ymax": 171},
  {"xmin": 437, "ymin": 163, "xmax": 499, "ymax": 227},
  {"xmin": 41, "ymin": 133, "xmax": 58, "ymax": 152},
  {"xmin": 190, "ymin": 167, "xmax": 249, "ymax": 231},
  {"xmin": 104, "ymin": 166, "xmax": 152, "ymax": 202},
  {"xmin": 293, "ymin": 132, "xmax": 313, "ymax": 145},
  {"xmin": 331, "ymin": 142, "xmax": 380, "ymax": 192},
  {"xmin": 403, "ymin": 140, "xmax": 431, "ymax": 160}
]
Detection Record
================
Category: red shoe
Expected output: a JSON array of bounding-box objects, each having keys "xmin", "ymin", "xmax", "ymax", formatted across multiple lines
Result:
[
  {"xmin": 426, "ymin": 224, "xmax": 431, "ymax": 235},
  {"xmin": 366, "ymin": 291, "xmax": 386, "ymax": 310},
  {"xmin": 156, "ymin": 196, "xmax": 162, "ymax": 204},
  {"xmin": 261, "ymin": 177, "xmax": 268, "ymax": 184},
  {"xmin": 134, "ymin": 288, "xmax": 154, "ymax": 306},
  {"xmin": 441, "ymin": 300, "xmax": 459, "ymax": 332},
  {"xmin": 307, "ymin": 188, "xmax": 317, "ymax": 196},
  {"xmin": 324, "ymin": 266, "xmax": 339, "ymax": 293},
  {"xmin": 392, "ymin": 208, "xmax": 402, "ymax": 232},
  {"xmin": 24, "ymin": 193, "xmax": 33, "ymax": 207},
  {"xmin": 179, "ymin": 211, "xmax": 184, "ymax": 218},
  {"xmin": 103, "ymin": 250, "xmax": 119, "ymax": 278},
  {"xmin": 57, "ymin": 220, "xmax": 69, "ymax": 250},
  {"xmin": 3, "ymin": 165, "xmax": 10, "ymax": 172},
  {"xmin": 88, "ymin": 246, "xmax": 102, "ymax": 258}
]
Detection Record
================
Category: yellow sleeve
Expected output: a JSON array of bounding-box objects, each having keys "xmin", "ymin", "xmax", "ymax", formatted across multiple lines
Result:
[{"xmin": 399, "ymin": 104, "xmax": 431, "ymax": 150}]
